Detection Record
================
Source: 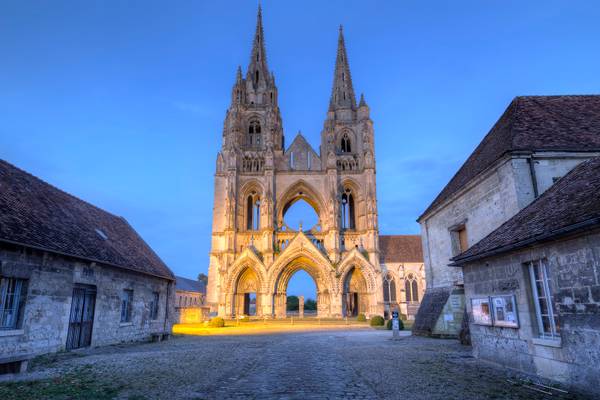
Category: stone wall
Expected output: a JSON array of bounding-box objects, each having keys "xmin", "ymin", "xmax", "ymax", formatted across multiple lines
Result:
[
  {"xmin": 462, "ymin": 231, "xmax": 600, "ymax": 395},
  {"xmin": 0, "ymin": 243, "xmax": 175, "ymax": 360}
]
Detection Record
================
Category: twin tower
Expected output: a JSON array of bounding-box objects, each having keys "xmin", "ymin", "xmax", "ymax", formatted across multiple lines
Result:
[{"xmin": 207, "ymin": 6, "xmax": 383, "ymax": 318}]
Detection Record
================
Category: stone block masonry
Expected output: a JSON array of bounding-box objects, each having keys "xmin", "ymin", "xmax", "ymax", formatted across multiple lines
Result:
[{"xmin": 0, "ymin": 243, "xmax": 175, "ymax": 363}]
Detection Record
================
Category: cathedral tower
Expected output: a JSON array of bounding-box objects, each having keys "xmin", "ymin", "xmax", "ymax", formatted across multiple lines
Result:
[{"xmin": 207, "ymin": 7, "xmax": 382, "ymax": 319}]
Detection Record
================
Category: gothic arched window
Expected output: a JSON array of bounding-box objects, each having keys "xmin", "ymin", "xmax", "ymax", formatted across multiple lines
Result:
[
  {"xmin": 405, "ymin": 273, "xmax": 419, "ymax": 303},
  {"xmin": 383, "ymin": 273, "xmax": 396, "ymax": 303},
  {"xmin": 248, "ymin": 120, "xmax": 262, "ymax": 147},
  {"xmin": 341, "ymin": 132, "xmax": 352, "ymax": 153},
  {"xmin": 246, "ymin": 192, "xmax": 261, "ymax": 231},
  {"xmin": 341, "ymin": 188, "xmax": 355, "ymax": 230}
]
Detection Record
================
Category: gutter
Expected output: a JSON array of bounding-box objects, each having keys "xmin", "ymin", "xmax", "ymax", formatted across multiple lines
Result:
[
  {"xmin": 0, "ymin": 238, "xmax": 175, "ymax": 282},
  {"xmin": 450, "ymin": 217, "xmax": 600, "ymax": 266}
]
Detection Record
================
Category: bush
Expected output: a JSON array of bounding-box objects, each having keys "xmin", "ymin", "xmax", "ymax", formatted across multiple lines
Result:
[
  {"xmin": 386, "ymin": 318, "xmax": 404, "ymax": 330},
  {"xmin": 239, "ymin": 315, "xmax": 250, "ymax": 322},
  {"xmin": 356, "ymin": 313, "xmax": 367, "ymax": 322},
  {"xmin": 370, "ymin": 315, "xmax": 385, "ymax": 326},
  {"xmin": 208, "ymin": 317, "xmax": 225, "ymax": 328}
]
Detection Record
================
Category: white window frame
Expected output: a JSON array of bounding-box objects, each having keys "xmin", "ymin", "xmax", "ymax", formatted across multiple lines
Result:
[
  {"xmin": 0, "ymin": 277, "xmax": 25, "ymax": 329},
  {"xmin": 527, "ymin": 259, "xmax": 560, "ymax": 340}
]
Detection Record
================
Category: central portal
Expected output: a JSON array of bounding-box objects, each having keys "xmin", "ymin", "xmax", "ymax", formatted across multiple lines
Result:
[{"xmin": 272, "ymin": 258, "xmax": 329, "ymax": 318}]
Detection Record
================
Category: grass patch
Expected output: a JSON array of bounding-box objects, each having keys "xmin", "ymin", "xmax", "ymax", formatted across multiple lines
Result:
[{"xmin": 0, "ymin": 365, "xmax": 121, "ymax": 400}]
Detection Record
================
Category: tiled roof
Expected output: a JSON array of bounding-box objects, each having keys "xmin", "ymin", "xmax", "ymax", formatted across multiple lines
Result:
[
  {"xmin": 0, "ymin": 159, "xmax": 174, "ymax": 280},
  {"xmin": 379, "ymin": 235, "xmax": 423, "ymax": 263},
  {"xmin": 176, "ymin": 276, "xmax": 206, "ymax": 293},
  {"xmin": 419, "ymin": 95, "xmax": 600, "ymax": 220},
  {"xmin": 452, "ymin": 157, "xmax": 600, "ymax": 264}
]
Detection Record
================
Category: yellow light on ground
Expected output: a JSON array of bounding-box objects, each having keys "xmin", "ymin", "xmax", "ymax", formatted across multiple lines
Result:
[{"xmin": 172, "ymin": 319, "xmax": 372, "ymax": 336}]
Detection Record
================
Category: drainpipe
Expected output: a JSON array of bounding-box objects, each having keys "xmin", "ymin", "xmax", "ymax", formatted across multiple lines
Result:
[
  {"xmin": 424, "ymin": 220, "xmax": 434, "ymax": 288},
  {"xmin": 527, "ymin": 156, "xmax": 539, "ymax": 198},
  {"xmin": 163, "ymin": 280, "xmax": 171, "ymax": 333}
]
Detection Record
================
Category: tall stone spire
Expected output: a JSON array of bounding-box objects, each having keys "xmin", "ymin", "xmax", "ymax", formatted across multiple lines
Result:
[
  {"xmin": 247, "ymin": 4, "xmax": 270, "ymax": 87},
  {"xmin": 329, "ymin": 25, "xmax": 356, "ymax": 111}
]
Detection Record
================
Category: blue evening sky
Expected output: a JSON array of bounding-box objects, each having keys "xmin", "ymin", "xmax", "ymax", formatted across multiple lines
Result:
[{"xmin": 1, "ymin": 1, "xmax": 599, "ymax": 298}]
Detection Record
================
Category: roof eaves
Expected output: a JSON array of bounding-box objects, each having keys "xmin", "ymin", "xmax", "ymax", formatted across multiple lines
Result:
[
  {"xmin": 0, "ymin": 238, "xmax": 176, "ymax": 281},
  {"xmin": 449, "ymin": 217, "xmax": 600, "ymax": 266}
]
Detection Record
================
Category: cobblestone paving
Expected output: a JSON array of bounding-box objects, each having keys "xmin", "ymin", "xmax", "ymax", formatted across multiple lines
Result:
[{"xmin": 14, "ymin": 330, "xmax": 592, "ymax": 399}]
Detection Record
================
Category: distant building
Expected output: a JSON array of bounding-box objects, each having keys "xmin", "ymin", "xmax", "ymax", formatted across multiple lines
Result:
[
  {"xmin": 451, "ymin": 157, "xmax": 600, "ymax": 396},
  {"xmin": 416, "ymin": 96, "xmax": 600, "ymax": 337},
  {"xmin": 379, "ymin": 235, "xmax": 425, "ymax": 320},
  {"xmin": 0, "ymin": 160, "xmax": 175, "ymax": 374},
  {"xmin": 175, "ymin": 276, "xmax": 208, "ymax": 323}
]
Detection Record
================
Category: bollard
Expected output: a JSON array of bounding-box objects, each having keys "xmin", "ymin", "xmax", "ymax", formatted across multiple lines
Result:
[
  {"xmin": 345, "ymin": 316, "xmax": 348, "ymax": 325},
  {"xmin": 291, "ymin": 316, "xmax": 294, "ymax": 325}
]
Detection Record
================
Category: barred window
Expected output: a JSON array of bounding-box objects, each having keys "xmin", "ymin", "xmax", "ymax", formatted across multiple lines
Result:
[
  {"xmin": 0, "ymin": 277, "xmax": 26, "ymax": 329},
  {"xmin": 120, "ymin": 289, "xmax": 133, "ymax": 323}
]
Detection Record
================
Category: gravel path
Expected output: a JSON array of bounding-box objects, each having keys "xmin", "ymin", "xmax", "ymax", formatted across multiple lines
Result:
[{"xmin": 7, "ymin": 329, "xmax": 590, "ymax": 399}]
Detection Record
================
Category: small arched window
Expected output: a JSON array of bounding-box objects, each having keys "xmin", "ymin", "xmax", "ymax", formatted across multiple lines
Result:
[
  {"xmin": 383, "ymin": 273, "xmax": 396, "ymax": 303},
  {"xmin": 248, "ymin": 120, "xmax": 262, "ymax": 147},
  {"xmin": 341, "ymin": 132, "xmax": 352, "ymax": 153},
  {"xmin": 405, "ymin": 273, "xmax": 419, "ymax": 303},
  {"xmin": 341, "ymin": 188, "xmax": 355, "ymax": 230},
  {"xmin": 246, "ymin": 192, "xmax": 261, "ymax": 231}
]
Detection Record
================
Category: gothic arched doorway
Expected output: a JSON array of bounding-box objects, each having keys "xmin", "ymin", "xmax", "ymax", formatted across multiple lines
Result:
[
  {"xmin": 233, "ymin": 267, "xmax": 261, "ymax": 317},
  {"xmin": 342, "ymin": 266, "xmax": 368, "ymax": 317},
  {"xmin": 271, "ymin": 258, "xmax": 331, "ymax": 318}
]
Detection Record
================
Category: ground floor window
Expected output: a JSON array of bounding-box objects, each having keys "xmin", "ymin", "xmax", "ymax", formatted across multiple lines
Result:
[
  {"xmin": 150, "ymin": 292, "xmax": 159, "ymax": 320},
  {"xmin": 0, "ymin": 277, "xmax": 26, "ymax": 329},
  {"xmin": 121, "ymin": 289, "xmax": 133, "ymax": 323},
  {"xmin": 527, "ymin": 259, "xmax": 560, "ymax": 339}
]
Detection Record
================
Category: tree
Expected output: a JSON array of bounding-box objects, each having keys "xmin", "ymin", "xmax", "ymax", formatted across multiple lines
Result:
[
  {"xmin": 197, "ymin": 273, "xmax": 208, "ymax": 285},
  {"xmin": 286, "ymin": 295, "xmax": 299, "ymax": 311},
  {"xmin": 304, "ymin": 299, "xmax": 317, "ymax": 311}
]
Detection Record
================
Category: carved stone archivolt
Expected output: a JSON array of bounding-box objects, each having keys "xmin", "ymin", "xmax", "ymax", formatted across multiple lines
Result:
[{"xmin": 207, "ymin": 7, "xmax": 383, "ymax": 318}]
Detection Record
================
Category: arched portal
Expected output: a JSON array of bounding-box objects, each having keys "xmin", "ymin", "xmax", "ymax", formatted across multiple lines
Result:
[
  {"xmin": 342, "ymin": 266, "xmax": 368, "ymax": 317},
  {"xmin": 233, "ymin": 267, "xmax": 261, "ymax": 317},
  {"xmin": 271, "ymin": 257, "xmax": 331, "ymax": 318}
]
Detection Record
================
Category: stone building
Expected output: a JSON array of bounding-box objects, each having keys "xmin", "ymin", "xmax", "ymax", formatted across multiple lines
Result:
[
  {"xmin": 379, "ymin": 235, "xmax": 425, "ymax": 320},
  {"xmin": 0, "ymin": 159, "xmax": 175, "ymax": 373},
  {"xmin": 207, "ymin": 7, "xmax": 385, "ymax": 318},
  {"xmin": 415, "ymin": 95, "xmax": 600, "ymax": 337},
  {"xmin": 175, "ymin": 276, "xmax": 209, "ymax": 323},
  {"xmin": 451, "ymin": 157, "xmax": 600, "ymax": 396}
]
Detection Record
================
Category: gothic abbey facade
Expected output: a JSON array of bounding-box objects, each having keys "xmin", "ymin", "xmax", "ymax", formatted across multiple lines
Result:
[{"xmin": 207, "ymin": 7, "xmax": 385, "ymax": 318}]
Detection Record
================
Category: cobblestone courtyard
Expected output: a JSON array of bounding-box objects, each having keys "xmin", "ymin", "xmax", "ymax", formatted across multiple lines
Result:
[{"xmin": 0, "ymin": 329, "xmax": 590, "ymax": 399}]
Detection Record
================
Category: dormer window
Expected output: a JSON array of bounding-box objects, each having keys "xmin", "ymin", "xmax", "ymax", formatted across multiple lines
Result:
[{"xmin": 341, "ymin": 132, "xmax": 352, "ymax": 153}]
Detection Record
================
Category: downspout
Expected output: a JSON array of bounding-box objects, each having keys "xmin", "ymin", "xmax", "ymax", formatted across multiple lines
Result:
[
  {"xmin": 424, "ymin": 219, "xmax": 434, "ymax": 288},
  {"xmin": 163, "ymin": 280, "xmax": 171, "ymax": 333},
  {"xmin": 527, "ymin": 156, "xmax": 539, "ymax": 198}
]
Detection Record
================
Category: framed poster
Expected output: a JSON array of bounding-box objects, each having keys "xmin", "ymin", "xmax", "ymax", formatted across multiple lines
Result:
[
  {"xmin": 491, "ymin": 295, "xmax": 519, "ymax": 328},
  {"xmin": 471, "ymin": 297, "xmax": 492, "ymax": 326}
]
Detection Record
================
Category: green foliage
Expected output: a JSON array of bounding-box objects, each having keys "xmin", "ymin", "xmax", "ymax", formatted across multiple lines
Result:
[
  {"xmin": 370, "ymin": 315, "xmax": 385, "ymax": 326},
  {"xmin": 304, "ymin": 299, "xmax": 317, "ymax": 311},
  {"xmin": 356, "ymin": 313, "xmax": 367, "ymax": 322},
  {"xmin": 197, "ymin": 273, "xmax": 208, "ymax": 285},
  {"xmin": 386, "ymin": 318, "xmax": 404, "ymax": 330},
  {"xmin": 286, "ymin": 295, "xmax": 299, "ymax": 311},
  {"xmin": 0, "ymin": 365, "xmax": 119, "ymax": 400},
  {"xmin": 239, "ymin": 315, "xmax": 250, "ymax": 322},
  {"xmin": 208, "ymin": 317, "xmax": 225, "ymax": 328}
]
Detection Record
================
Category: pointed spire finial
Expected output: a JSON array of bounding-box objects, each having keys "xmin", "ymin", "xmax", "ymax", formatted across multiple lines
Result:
[
  {"xmin": 247, "ymin": 3, "xmax": 270, "ymax": 86},
  {"xmin": 329, "ymin": 25, "xmax": 356, "ymax": 112},
  {"xmin": 359, "ymin": 93, "xmax": 367, "ymax": 107}
]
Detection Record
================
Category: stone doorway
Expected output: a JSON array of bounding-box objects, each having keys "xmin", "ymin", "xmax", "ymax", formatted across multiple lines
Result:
[
  {"xmin": 233, "ymin": 267, "xmax": 261, "ymax": 317},
  {"xmin": 272, "ymin": 260, "xmax": 328, "ymax": 318},
  {"xmin": 342, "ymin": 266, "xmax": 368, "ymax": 317}
]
